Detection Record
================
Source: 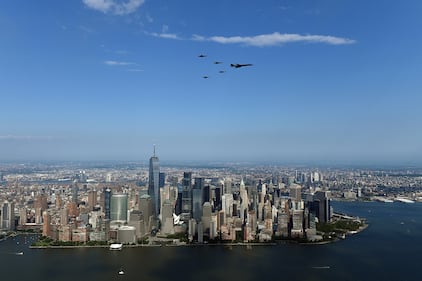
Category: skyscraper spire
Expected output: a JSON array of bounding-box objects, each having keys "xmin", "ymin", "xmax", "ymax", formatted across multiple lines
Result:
[{"xmin": 153, "ymin": 144, "xmax": 156, "ymax": 157}]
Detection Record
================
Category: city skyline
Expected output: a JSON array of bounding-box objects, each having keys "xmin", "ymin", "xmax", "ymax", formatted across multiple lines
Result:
[{"xmin": 1, "ymin": 1, "xmax": 421, "ymax": 164}]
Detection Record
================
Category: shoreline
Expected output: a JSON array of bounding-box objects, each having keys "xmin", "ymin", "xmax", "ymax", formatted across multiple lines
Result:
[{"xmin": 26, "ymin": 223, "xmax": 369, "ymax": 249}]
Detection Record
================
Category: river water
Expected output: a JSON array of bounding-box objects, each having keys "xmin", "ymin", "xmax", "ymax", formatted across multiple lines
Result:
[{"xmin": 1, "ymin": 201, "xmax": 421, "ymax": 281}]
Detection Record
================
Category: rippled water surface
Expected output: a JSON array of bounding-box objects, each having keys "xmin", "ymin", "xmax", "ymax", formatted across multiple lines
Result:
[{"xmin": 1, "ymin": 201, "xmax": 421, "ymax": 281}]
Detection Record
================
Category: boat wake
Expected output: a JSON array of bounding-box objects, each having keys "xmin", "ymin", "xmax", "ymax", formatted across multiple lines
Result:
[{"xmin": 312, "ymin": 266, "xmax": 330, "ymax": 269}]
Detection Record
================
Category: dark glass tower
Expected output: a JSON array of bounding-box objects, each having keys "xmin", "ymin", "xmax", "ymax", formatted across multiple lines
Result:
[
  {"xmin": 192, "ymin": 178, "xmax": 205, "ymax": 221},
  {"xmin": 103, "ymin": 187, "xmax": 111, "ymax": 220},
  {"xmin": 159, "ymin": 172, "xmax": 165, "ymax": 188},
  {"xmin": 148, "ymin": 146, "xmax": 160, "ymax": 218},
  {"xmin": 181, "ymin": 172, "xmax": 192, "ymax": 221}
]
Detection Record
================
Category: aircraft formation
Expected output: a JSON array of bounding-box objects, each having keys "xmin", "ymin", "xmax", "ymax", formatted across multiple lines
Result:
[{"xmin": 198, "ymin": 54, "xmax": 253, "ymax": 79}]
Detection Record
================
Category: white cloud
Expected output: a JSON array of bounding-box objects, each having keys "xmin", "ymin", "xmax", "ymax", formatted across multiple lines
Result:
[
  {"xmin": 149, "ymin": 32, "xmax": 181, "ymax": 40},
  {"xmin": 145, "ymin": 25, "xmax": 182, "ymax": 40},
  {"xmin": 104, "ymin": 60, "xmax": 135, "ymax": 66},
  {"xmin": 148, "ymin": 31, "xmax": 355, "ymax": 46},
  {"xmin": 193, "ymin": 32, "xmax": 355, "ymax": 46},
  {"xmin": 82, "ymin": 0, "xmax": 145, "ymax": 15}
]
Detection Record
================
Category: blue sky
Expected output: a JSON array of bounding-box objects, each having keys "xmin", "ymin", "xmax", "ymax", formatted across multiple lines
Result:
[{"xmin": 1, "ymin": 0, "xmax": 421, "ymax": 164}]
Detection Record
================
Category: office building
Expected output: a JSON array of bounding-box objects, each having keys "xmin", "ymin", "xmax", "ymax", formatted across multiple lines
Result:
[
  {"xmin": 117, "ymin": 225, "xmax": 136, "ymax": 244},
  {"xmin": 192, "ymin": 178, "xmax": 204, "ymax": 221},
  {"xmin": 312, "ymin": 191, "xmax": 332, "ymax": 223},
  {"xmin": 181, "ymin": 172, "xmax": 192, "ymax": 221},
  {"xmin": 139, "ymin": 194, "xmax": 153, "ymax": 232},
  {"xmin": 110, "ymin": 193, "xmax": 128, "ymax": 223},
  {"xmin": 148, "ymin": 146, "xmax": 160, "ymax": 218},
  {"xmin": 1, "ymin": 201, "xmax": 15, "ymax": 230},
  {"xmin": 88, "ymin": 189, "xmax": 97, "ymax": 211},
  {"xmin": 161, "ymin": 200, "xmax": 174, "ymax": 235},
  {"xmin": 159, "ymin": 172, "xmax": 165, "ymax": 188},
  {"xmin": 201, "ymin": 202, "xmax": 212, "ymax": 232},
  {"xmin": 289, "ymin": 184, "xmax": 302, "ymax": 202},
  {"xmin": 103, "ymin": 188, "xmax": 112, "ymax": 220},
  {"xmin": 71, "ymin": 183, "xmax": 78, "ymax": 204}
]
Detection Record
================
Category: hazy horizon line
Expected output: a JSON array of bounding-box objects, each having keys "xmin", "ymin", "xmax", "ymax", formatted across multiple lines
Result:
[{"xmin": 1, "ymin": 159, "xmax": 421, "ymax": 169}]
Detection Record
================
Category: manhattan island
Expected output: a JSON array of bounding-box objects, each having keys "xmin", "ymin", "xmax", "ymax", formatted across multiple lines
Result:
[{"xmin": 0, "ymin": 150, "xmax": 373, "ymax": 247}]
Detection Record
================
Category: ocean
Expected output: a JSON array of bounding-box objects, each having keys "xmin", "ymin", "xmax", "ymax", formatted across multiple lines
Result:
[{"xmin": 1, "ymin": 201, "xmax": 421, "ymax": 281}]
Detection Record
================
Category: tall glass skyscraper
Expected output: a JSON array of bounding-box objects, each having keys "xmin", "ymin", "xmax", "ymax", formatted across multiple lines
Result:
[
  {"xmin": 148, "ymin": 146, "xmax": 160, "ymax": 218},
  {"xmin": 110, "ymin": 193, "xmax": 128, "ymax": 223},
  {"xmin": 192, "ymin": 178, "xmax": 205, "ymax": 221},
  {"xmin": 103, "ymin": 188, "xmax": 111, "ymax": 220},
  {"xmin": 181, "ymin": 172, "xmax": 192, "ymax": 221}
]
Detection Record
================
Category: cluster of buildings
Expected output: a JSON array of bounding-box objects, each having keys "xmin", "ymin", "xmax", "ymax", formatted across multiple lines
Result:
[{"xmin": 0, "ymin": 151, "xmax": 333, "ymax": 244}]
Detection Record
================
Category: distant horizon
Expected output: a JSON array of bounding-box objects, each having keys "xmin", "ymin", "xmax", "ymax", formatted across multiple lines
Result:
[{"xmin": 1, "ymin": 158, "xmax": 422, "ymax": 170}]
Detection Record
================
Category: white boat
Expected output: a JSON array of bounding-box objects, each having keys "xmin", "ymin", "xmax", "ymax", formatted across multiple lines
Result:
[
  {"xmin": 118, "ymin": 269, "xmax": 125, "ymax": 275},
  {"xmin": 109, "ymin": 243, "xmax": 123, "ymax": 250},
  {"xmin": 15, "ymin": 252, "xmax": 24, "ymax": 255},
  {"xmin": 396, "ymin": 198, "xmax": 415, "ymax": 204}
]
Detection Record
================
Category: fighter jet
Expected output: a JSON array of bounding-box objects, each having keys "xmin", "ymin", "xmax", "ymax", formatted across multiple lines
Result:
[
  {"xmin": 198, "ymin": 54, "xmax": 207, "ymax": 58},
  {"xmin": 219, "ymin": 70, "xmax": 226, "ymax": 74},
  {"xmin": 230, "ymin": 63, "xmax": 253, "ymax": 68},
  {"xmin": 214, "ymin": 61, "xmax": 223, "ymax": 64},
  {"xmin": 202, "ymin": 75, "xmax": 209, "ymax": 79}
]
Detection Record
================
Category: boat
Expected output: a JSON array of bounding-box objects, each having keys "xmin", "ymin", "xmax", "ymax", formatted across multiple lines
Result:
[
  {"xmin": 312, "ymin": 266, "xmax": 330, "ymax": 269},
  {"xmin": 15, "ymin": 252, "xmax": 24, "ymax": 255},
  {"xmin": 395, "ymin": 198, "xmax": 415, "ymax": 204},
  {"xmin": 109, "ymin": 243, "xmax": 123, "ymax": 250},
  {"xmin": 118, "ymin": 268, "xmax": 125, "ymax": 275}
]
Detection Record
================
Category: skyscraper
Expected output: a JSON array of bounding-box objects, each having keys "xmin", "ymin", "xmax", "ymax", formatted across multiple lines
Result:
[
  {"xmin": 148, "ymin": 146, "xmax": 160, "ymax": 218},
  {"xmin": 289, "ymin": 184, "xmax": 302, "ymax": 202},
  {"xmin": 103, "ymin": 188, "xmax": 111, "ymax": 220},
  {"xmin": 139, "ymin": 194, "xmax": 153, "ymax": 232},
  {"xmin": 71, "ymin": 183, "xmax": 78, "ymax": 204},
  {"xmin": 159, "ymin": 172, "xmax": 165, "ymax": 188},
  {"xmin": 110, "ymin": 193, "xmax": 128, "ymax": 223},
  {"xmin": 192, "ymin": 178, "xmax": 205, "ymax": 221},
  {"xmin": 312, "ymin": 191, "xmax": 332, "ymax": 223},
  {"xmin": 42, "ymin": 211, "xmax": 51, "ymax": 238},
  {"xmin": 181, "ymin": 172, "xmax": 192, "ymax": 221},
  {"xmin": 1, "ymin": 201, "xmax": 15, "ymax": 230},
  {"xmin": 88, "ymin": 189, "xmax": 97, "ymax": 211}
]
